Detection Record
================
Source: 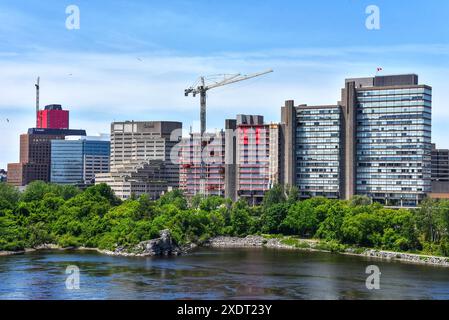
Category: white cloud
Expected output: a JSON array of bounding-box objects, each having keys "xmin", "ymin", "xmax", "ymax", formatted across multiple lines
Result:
[{"xmin": 1, "ymin": 44, "xmax": 449, "ymax": 168}]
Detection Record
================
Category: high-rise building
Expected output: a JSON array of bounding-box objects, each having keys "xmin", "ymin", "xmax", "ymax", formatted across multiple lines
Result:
[
  {"xmin": 179, "ymin": 131, "xmax": 226, "ymax": 197},
  {"xmin": 282, "ymin": 74, "xmax": 432, "ymax": 207},
  {"xmin": 50, "ymin": 135, "xmax": 110, "ymax": 186},
  {"xmin": 344, "ymin": 74, "xmax": 432, "ymax": 206},
  {"xmin": 95, "ymin": 121, "xmax": 182, "ymax": 200},
  {"xmin": 7, "ymin": 128, "xmax": 86, "ymax": 186},
  {"xmin": 225, "ymin": 115, "xmax": 280, "ymax": 205},
  {"xmin": 8, "ymin": 102, "xmax": 85, "ymax": 187},
  {"xmin": 281, "ymin": 103, "xmax": 342, "ymax": 199},
  {"xmin": 37, "ymin": 104, "xmax": 69, "ymax": 129}
]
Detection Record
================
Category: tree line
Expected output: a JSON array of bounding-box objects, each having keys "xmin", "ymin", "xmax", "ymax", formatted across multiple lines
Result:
[{"xmin": 1, "ymin": 182, "xmax": 449, "ymax": 256}]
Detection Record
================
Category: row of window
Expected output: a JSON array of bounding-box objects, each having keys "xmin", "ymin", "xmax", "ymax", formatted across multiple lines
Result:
[{"xmin": 358, "ymin": 88, "xmax": 431, "ymax": 96}]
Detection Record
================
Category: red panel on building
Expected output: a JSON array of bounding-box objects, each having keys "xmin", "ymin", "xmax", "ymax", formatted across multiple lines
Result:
[{"xmin": 37, "ymin": 105, "xmax": 69, "ymax": 129}]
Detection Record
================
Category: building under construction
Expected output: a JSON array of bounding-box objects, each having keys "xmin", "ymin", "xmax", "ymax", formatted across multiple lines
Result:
[
  {"xmin": 182, "ymin": 70, "xmax": 275, "ymax": 202},
  {"xmin": 224, "ymin": 115, "xmax": 282, "ymax": 205},
  {"xmin": 179, "ymin": 131, "xmax": 226, "ymax": 197}
]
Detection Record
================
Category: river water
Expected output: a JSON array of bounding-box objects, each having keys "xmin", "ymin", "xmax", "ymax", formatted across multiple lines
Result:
[{"xmin": 1, "ymin": 248, "xmax": 449, "ymax": 300}]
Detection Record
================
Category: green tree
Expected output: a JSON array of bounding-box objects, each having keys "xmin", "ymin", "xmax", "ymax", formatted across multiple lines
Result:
[
  {"xmin": 199, "ymin": 196, "xmax": 226, "ymax": 212},
  {"xmin": 415, "ymin": 199, "xmax": 443, "ymax": 243},
  {"xmin": 282, "ymin": 201, "xmax": 320, "ymax": 237},
  {"xmin": 0, "ymin": 183, "xmax": 20, "ymax": 211},
  {"xmin": 261, "ymin": 203, "xmax": 288, "ymax": 234},
  {"xmin": 262, "ymin": 184, "xmax": 285, "ymax": 209},
  {"xmin": 157, "ymin": 189, "xmax": 188, "ymax": 210},
  {"xmin": 316, "ymin": 202, "xmax": 349, "ymax": 241},
  {"xmin": 286, "ymin": 185, "xmax": 300, "ymax": 205},
  {"xmin": 350, "ymin": 195, "xmax": 372, "ymax": 207},
  {"xmin": 230, "ymin": 199, "xmax": 253, "ymax": 236}
]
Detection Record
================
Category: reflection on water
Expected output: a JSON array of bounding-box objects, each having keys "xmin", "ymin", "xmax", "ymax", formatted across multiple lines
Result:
[{"xmin": 1, "ymin": 248, "xmax": 449, "ymax": 300}]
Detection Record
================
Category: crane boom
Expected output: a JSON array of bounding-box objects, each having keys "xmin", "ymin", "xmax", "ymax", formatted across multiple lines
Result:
[
  {"xmin": 185, "ymin": 69, "xmax": 273, "ymax": 135},
  {"xmin": 206, "ymin": 69, "xmax": 273, "ymax": 91}
]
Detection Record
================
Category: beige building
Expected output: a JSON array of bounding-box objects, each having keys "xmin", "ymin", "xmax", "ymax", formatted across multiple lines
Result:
[{"xmin": 96, "ymin": 121, "xmax": 182, "ymax": 200}]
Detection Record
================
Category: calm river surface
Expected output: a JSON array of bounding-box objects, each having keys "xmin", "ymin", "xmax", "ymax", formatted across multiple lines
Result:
[{"xmin": 1, "ymin": 248, "xmax": 449, "ymax": 300}]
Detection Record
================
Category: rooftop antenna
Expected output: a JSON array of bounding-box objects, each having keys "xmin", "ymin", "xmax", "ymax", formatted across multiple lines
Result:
[{"xmin": 35, "ymin": 76, "xmax": 40, "ymax": 127}]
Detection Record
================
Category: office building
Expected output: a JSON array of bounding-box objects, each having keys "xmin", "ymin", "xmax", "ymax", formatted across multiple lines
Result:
[
  {"xmin": 96, "ymin": 121, "xmax": 182, "ymax": 200},
  {"xmin": 50, "ymin": 135, "xmax": 110, "ymax": 186},
  {"xmin": 431, "ymin": 144, "xmax": 449, "ymax": 182},
  {"xmin": 430, "ymin": 144, "xmax": 449, "ymax": 196},
  {"xmin": 281, "ymin": 103, "xmax": 342, "ymax": 199},
  {"xmin": 282, "ymin": 74, "xmax": 432, "ymax": 206},
  {"xmin": 7, "ymin": 128, "xmax": 86, "ymax": 186}
]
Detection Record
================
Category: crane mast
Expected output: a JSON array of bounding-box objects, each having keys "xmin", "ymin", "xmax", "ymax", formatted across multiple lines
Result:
[{"xmin": 35, "ymin": 76, "xmax": 40, "ymax": 127}]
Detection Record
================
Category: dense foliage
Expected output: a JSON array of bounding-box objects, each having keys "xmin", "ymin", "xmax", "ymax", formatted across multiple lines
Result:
[{"xmin": 1, "ymin": 182, "xmax": 449, "ymax": 256}]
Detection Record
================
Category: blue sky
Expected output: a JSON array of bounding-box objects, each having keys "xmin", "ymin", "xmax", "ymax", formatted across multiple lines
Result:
[{"xmin": 0, "ymin": 0, "xmax": 449, "ymax": 168}]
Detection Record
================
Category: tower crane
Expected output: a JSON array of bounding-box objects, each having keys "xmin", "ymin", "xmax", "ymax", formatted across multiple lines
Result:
[
  {"xmin": 184, "ymin": 69, "xmax": 273, "ymax": 196},
  {"xmin": 185, "ymin": 69, "xmax": 273, "ymax": 136}
]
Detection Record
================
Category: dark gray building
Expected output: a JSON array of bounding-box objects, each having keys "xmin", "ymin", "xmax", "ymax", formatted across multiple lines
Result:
[
  {"xmin": 431, "ymin": 144, "xmax": 449, "ymax": 182},
  {"xmin": 431, "ymin": 144, "xmax": 449, "ymax": 194}
]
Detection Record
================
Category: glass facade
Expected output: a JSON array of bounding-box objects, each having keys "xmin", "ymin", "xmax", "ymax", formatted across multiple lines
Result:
[
  {"xmin": 51, "ymin": 139, "xmax": 110, "ymax": 185},
  {"xmin": 295, "ymin": 106, "xmax": 341, "ymax": 199},
  {"xmin": 356, "ymin": 86, "xmax": 432, "ymax": 206}
]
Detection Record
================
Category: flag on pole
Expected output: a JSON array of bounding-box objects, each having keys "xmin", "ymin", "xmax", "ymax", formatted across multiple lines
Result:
[{"xmin": 377, "ymin": 67, "xmax": 383, "ymax": 72}]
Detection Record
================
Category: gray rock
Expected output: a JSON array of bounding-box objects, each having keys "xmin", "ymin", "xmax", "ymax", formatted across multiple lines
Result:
[
  {"xmin": 360, "ymin": 249, "xmax": 449, "ymax": 267},
  {"xmin": 133, "ymin": 229, "xmax": 182, "ymax": 256},
  {"xmin": 205, "ymin": 235, "xmax": 266, "ymax": 248}
]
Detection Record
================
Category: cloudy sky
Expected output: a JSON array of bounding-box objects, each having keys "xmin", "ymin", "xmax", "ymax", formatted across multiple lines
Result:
[{"xmin": 0, "ymin": 0, "xmax": 448, "ymax": 168}]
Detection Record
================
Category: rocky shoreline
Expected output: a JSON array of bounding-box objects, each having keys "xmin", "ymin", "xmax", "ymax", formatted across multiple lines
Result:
[
  {"xmin": 204, "ymin": 235, "xmax": 318, "ymax": 250},
  {"xmin": 2, "ymin": 233, "xmax": 449, "ymax": 267},
  {"xmin": 204, "ymin": 235, "xmax": 449, "ymax": 268},
  {"xmin": 0, "ymin": 230, "xmax": 185, "ymax": 258},
  {"xmin": 353, "ymin": 249, "xmax": 449, "ymax": 267}
]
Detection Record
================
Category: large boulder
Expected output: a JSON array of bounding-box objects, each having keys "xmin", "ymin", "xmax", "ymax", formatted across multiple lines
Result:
[{"xmin": 133, "ymin": 229, "xmax": 182, "ymax": 256}]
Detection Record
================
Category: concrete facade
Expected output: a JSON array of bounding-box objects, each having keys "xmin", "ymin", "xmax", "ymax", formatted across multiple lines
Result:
[
  {"xmin": 224, "ymin": 115, "xmax": 280, "ymax": 205},
  {"xmin": 96, "ymin": 121, "xmax": 182, "ymax": 200}
]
